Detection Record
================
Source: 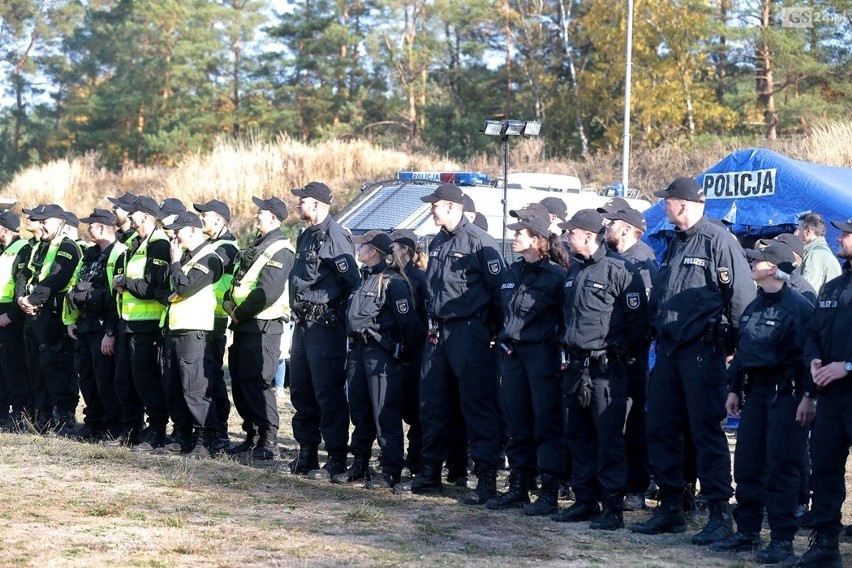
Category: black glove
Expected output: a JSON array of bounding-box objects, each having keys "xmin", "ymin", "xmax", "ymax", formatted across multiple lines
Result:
[{"xmin": 569, "ymin": 367, "xmax": 594, "ymax": 408}]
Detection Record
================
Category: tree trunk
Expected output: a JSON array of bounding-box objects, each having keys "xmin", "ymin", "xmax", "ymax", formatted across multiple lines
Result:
[
  {"xmin": 558, "ymin": 0, "xmax": 588, "ymax": 153},
  {"xmin": 756, "ymin": 0, "xmax": 776, "ymax": 140}
]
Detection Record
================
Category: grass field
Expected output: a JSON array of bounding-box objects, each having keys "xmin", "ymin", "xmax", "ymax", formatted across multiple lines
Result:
[{"xmin": 1, "ymin": 393, "xmax": 850, "ymax": 567}]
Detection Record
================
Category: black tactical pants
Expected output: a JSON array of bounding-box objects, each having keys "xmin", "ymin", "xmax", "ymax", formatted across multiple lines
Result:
[
  {"xmin": 0, "ymin": 326, "xmax": 29, "ymax": 413},
  {"xmin": 420, "ymin": 318, "xmax": 501, "ymax": 469},
  {"xmin": 400, "ymin": 342, "xmax": 424, "ymax": 466},
  {"xmin": 564, "ymin": 356, "xmax": 628, "ymax": 501},
  {"xmin": 31, "ymin": 314, "xmax": 78, "ymax": 413},
  {"xmin": 733, "ymin": 383, "xmax": 807, "ymax": 541},
  {"xmin": 23, "ymin": 324, "xmax": 46, "ymax": 415},
  {"xmin": 809, "ymin": 388, "xmax": 852, "ymax": 537},
  {"xmin": 163, "ymin": 331, "xmax": 215, "ymax": 431},
  {"xmin": 228, "ymin": 329, "xmax": 280, "ymax": 434},
  {"xmin": 647, "ymin": 337, "xmax": 733, "ymax": 501},
  {"xmin": 289, "ymin": 320, "xmax": 348, "ymax": 458},
  {"xmin": 205, "ymin": 318, "xmax": 231, "ymax": 430},
  {"xmin": 115, "ymin": 330, "xmax": 167, "ymax": 431},
  {"xmin": 501, "ymin": 342, "xmax": 565, "ymax": 475},
  {"xmin": 76, "ymin": 329, "xmax": 120, "ymax": 434},
  {"xmin": 625, "ymin": 355, "xmax": 651, "ymax": 494},
  {"xmin": 347, "ymin": 341, "xmax": 405, "ymax": 476}
]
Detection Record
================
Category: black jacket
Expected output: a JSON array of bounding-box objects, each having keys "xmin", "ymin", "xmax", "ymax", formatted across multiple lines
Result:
[
  {"xmin": 803, "ymin": 261, "xmax": 852, "ymax": 394},
  {"xmin": 500, "ymin": 257, "xmax": 566, "ymax": 344},
  {"xmin": 290, "ymin": 216, "xmax": 359, "ymax": 309}
]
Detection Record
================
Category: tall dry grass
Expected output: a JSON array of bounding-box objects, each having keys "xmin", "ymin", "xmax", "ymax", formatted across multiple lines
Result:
[{"xmin": 4, "ymin": 120, "xmax": 852, "ymax": 237}]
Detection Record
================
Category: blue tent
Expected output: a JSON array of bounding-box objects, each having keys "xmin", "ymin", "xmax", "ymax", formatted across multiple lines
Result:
[{"xmin": 643, "ymin": 148, "xmax": 852, "ymax": 258}]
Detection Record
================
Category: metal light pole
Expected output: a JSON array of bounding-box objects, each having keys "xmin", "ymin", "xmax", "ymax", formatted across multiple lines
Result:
[{"xmin": 622, "ymin": 0, "xmax": 635, "ymax": 193}]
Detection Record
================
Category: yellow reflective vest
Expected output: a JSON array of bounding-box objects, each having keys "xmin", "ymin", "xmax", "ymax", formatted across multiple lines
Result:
[
  {"xmin": 0, "ymin": 239, "xmax": 28, "ymax": 303},
  {"xmin": 163, "ymin": 243, "xmax": 219, "ymax": 331},
  {"xmin": 120, "ymin": 230, "xmax": 167, "ymax": 322},
  {"xmin": 231, "ymin": 239, "xmax": 294, "ymax": 320}
]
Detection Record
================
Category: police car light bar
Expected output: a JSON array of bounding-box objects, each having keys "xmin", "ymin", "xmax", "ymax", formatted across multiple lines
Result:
[{"xmin": 397, "ymin": 171, "xmax": 489, "ymax": 186}]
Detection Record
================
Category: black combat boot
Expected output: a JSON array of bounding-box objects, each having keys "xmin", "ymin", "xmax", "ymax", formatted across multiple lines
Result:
[
  {"xmin": 287, "ymin": 445, "xmax": 320, "ymax": 475},
  {"xmin": 551, "ymin": 500, "xmax": 601, "ymax": 523},
  {"xmin": 523, "ymin": 473, "xmax": 560, "ymax": 516},
  {"xmin": 131, "ymin": 425, "xmax": 166, "ymax": 452},
  {"xmin": 463, "ymin": 465, "xmax": 497, "ymax": 505},
  {"xmin": 225, "ymin": 430, "xmax": 256, "ymax": 455},
  {"xmin": 394, "ymin": 462, "xmax": 443, "ymax": 493},
  {"xmin": 631, "ymin": 492, "xmax": 687, "ymax": 534},
  {"xmin": 691, "ymin": 500, "xmax": 733, "ymax": 545},
  {"xmin": 754, "ymin": 539, "xmax": 794, "ymax": 564},
  {"xmin": 332, "ymin": 454, "xmax": 370, "ymax": 484},
  {"xmin": 485, "ymin": 471, "xmax": 531, "ymax": 510},
  {"xmin": 793, "ymin": 531, "xmax": 842, "ymax": 568},
  {"xmin": 365, "ymin": 472, "xmax": 401, "ymax": 490},
  {"xmin": 54, "ymin": 410, "xmax": 78, "ymax": 438},
  {"xmin": 710, "ymin": 531, "xmax": 761, "ymax": 552},
  {"xmin": 154, "ymin": 427, "xmax": 193, "ymax": 455},
  {"xmin": 307, "ymin": 455, "xmax": 347, "ymax": 480},
  {"xmin": 204, "ymin": 427, "xmax": 229, "ymax": 455},
  {"xmin": 445, "ymin": 461, "xmax": 469, "ymax": 488},
  {"xmin": 186, "ymin": 429, "xmax": 211, "ymax": 459},
  {"xmin": 590, "ymin": 493, "xmax": 625, "ymax": 530},
  {"xmin": 250, "ymin": 428, "xmax": 281, "ymax": 460}
]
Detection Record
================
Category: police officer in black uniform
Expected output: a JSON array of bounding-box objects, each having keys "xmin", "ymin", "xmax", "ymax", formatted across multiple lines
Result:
[
  {"xmin": 288, "ymin": 182, "xmax": 360, "ymax": 477},
  {"xmin": 796, "ymin": 217, "xmax": 852, "ymax": 568},
  {"xmin": 633, "ymin": 177, "xmax": 756, "ymax": 544},
  {"xmin": 550, "ymin": 209, "xmax": 648, "ymax": 530},
  {"xmin": 195, "ymin": 199, "xmax": 239, "ymax": 445},
  {"xmin": 398, "ymin": 183, "xmax": 505, "ymax": 505},
  {"xmin": 65, "ymin": 208, "xmax": 124, "ymax": 440},
  {"xmin": 603, "ymin": 206, "xmax": 658, "ymax": 511},
  {"xmin": 708, "ymin": 241, "xmax": 815, "ymax": 563},
  {"xmin": 17, "ymin": 204, "xmax": 82, "ymax": 436},
  {"xmin": 766, "ymin": 233, "xmax": 817, "ymax": 304},
  {"xmin": 223, "ymin": 197, "xmax": 295, "ymax": 460},
  {"xmin": 0, "ymin": 211, "xmax": 32, "ymax": 431},
  {"xmin": 336, "ymin": 230, "xmax": 420, "ymax": 488},
  {"xmin": 389, "ymin": 229, "xmax": 428, "ymax": 473},
  {"xmin": 484, "ymin": 212, "xmax": 569, "ymax": 515},
  {"xmin": 107, "ymin": 192, "xmax": 138, "ymax": 245}
]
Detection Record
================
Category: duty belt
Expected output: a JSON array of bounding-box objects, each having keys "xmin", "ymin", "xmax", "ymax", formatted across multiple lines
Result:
[{"xmin": 744, "ymin": 366, "xmax": 797, "ymax": 387}]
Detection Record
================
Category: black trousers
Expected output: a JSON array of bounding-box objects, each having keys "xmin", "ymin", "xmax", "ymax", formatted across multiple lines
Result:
[
  {"xmin": 624, "ymin": 355, "xmax": 651, "ymax": 494},
  {"xmin": 23, "ymin": 324, "xmax": 46, "ymax": 414},
  {"xmin": 76, "ymin": 329, "xmax": 121, "ymax": 434},
  {"xmin": 401, "ymin": 342, "xmax": 424, "ymax": 465},
  {"xmin": 501, "ymin": 342, "xmax": 565, "ymax": 475},
  {"xmin": 289, "ymin": 320, "xmax": 348, "ymax": 457},
  {"xmin": 114, "ymin": 330, "xmax": 167, "ymax": 431},
  {"xmin": 733, "ymin": 384, "xmax": 807, "ymax": 541},
  {"xmin": 205, "ymin": 321, "xmax": 231, "ymax": 430},
  {"xmin": 647, "ymin": 338, "xmax": 732, "ymax": 501},
  {"xmin": 420, "ymin": 318, "xmax": 501, "ymax": 469},
  {"xmin": 30, "ymin": 314, "xmax": 78, "ymax": 413},
  {"xmin": 0, "ymin": 326, "xmax": 29, "ymax": 412},
  {"xmin": 163, "ymin": 331, "xmax": 215, "ymax": 431},
  {"xmin": 809, "ymin": 387, "xmax": 852, "ymax": 536},
  {"xmin": 347, "ymin": 342, "xmax": 405, "ymax": 476},
  {"xmin": 564, "ymin": 358, "xmax": 628, "ymax": 501},
  {"xmin": 228, "ymin": 329, "xmax": 280, "ymax": 434}
]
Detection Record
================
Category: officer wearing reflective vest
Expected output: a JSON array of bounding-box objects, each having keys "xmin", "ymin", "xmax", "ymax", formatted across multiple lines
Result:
[
  {"xmin": 336, "ymin": 230, "xmax": 420, "ymax": 489},
  {"xmin": 110, "ymin": 195, "xmax": 171, "ymax": 451},
  {"xmin": 107, "ymin": 192, "xmax": 138, "ymax": 245},
  {"xmin": 194, "ymin": 199, "xmax": 239, "ymax": 446},
  {"xmin": 287, "ymin": 182, "xmax": 360, "ymax": 478},
  {"xmin": 0, "ymin": 211, "xmax": 32, "ymax": 431},
  {"xmin": 16, "ymin": 204, "xmax": 82, "ymax": 436},
  {"xmin": 64, "ymin": 208, "xmax": 126, "ymax": 441},
  {"xmin": 223, "ymin": 196, "xmax": 295, "ymax": 461},
  {"xmin": 156, "ymin": 211, "xmax": 225, "ymax": 458}
]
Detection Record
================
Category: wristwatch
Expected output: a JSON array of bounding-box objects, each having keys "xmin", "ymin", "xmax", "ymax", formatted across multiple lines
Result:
[
  {"xmin": 845, "ymin": 361, "xmax": 852, "ymax": 373},
  {"xmin": 104, "ymin": 328, "xmax": 116, "ymax": 338}
]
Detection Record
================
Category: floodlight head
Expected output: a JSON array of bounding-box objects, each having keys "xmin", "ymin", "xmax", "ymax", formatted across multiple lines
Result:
[
  {"xmin": 504, "ymin": 120, "xmax": 526, "ymax": 136},
  {"xmin": 482, "ymin": 120, "xmax": 504, "ymax": 136},
  {"xmin": 522, "ymin": 121, "xmax": 542, "ymax": 137}
]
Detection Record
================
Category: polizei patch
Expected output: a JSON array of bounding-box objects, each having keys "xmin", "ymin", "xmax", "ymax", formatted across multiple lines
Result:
[{"xmin": 683, "ymin": 257, "xmax": 707, "ymax": 267}]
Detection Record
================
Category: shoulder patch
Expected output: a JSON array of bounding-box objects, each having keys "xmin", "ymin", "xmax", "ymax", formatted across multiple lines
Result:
[
  {"xmin": 57, "ymin": 251, "xmax": 73, "ymax": 261},
  {"xmin": 188, "ymin": 262, "xmax": 209, "ymax": 275},
  {"xmin": 152, "ymin": 259, "xmax": 169, "ymax": 267},
  {"xmin": 395, "ymin": 299, "xmax": 409, "ymax": 314},
  {"xmin": 265, "ymin": 260, "xmax": 283, "ymax": 269},
  {"xmin": 487, "ymin": 259, "xmax": 501, "ymax": 275},
  {"xmin": 717, "ymin": 266, "xmax": 731, "ymax": 284},
  {"xmin": 626, "ymin": 292, "xmax": 640, "ymax": 309},
  {"xmin": 335, "ymin": 258, "xmax": 349, "ymax": 273}
]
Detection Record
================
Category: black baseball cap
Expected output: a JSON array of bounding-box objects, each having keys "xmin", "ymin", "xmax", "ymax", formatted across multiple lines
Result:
[
  {"xmin": 462, "ymin": 194, "xmax": 476, "ymax": 213},
  {"xmin": 772, "ymin": 233, "xmax": 805, "ymax": 259},
  {"xmin": 419, "ymin": 183, "xmax": 465, "ymax": 205},
  {"xmin": 63, "ymin": 211, "xmax": 80, "ymax": 228},
  {"xmin": 390, "ymin": 229, "xmax": 417, "ymax": 251},
  {"xmin": 22, "ymin": 204, "xmax": 46, "ymax": 218},
  {"xmin": 80, "ymin": 208, "xmax": 117, "ymax": 226},
  {"xmin": 603, "ymin": 207, "xmax": 647, "ymax": 232},
  {"xmin": 159, "ymin": 198, "xmax": 186, "ymax": 217},
  {"xmin": 124, "ymin": 195, "xmax": 161, "ymax": 218},
  {"xmin": 509, "ymin": 203, "xmax": 548, "ymax": 218},
  {"xmin": 352, "ymin": 230, "xmax": 393, "ymax": 255},
  {"xmin": 107, "ymin": 192, "xmax": 137, "ymax": 209},
  {"xmin": 507, "ymin": 213, "xmax": 551, "ymax": 237},
  {"xmin": 193, "ymin": 199, "xmax": 231, "ymax": 223},
  {"xmin": 473, "ymin": 212, "xmax": 489, "ymax": 231},
  {"xmin": 252, "ymin": 196, "xmax": 288, "ymax": 221},
  {"xmin": 831, "ymin": 218, "xmax": 852, "ymax": 233},
  {"xmin": 540, "ymin": 197, "xmax": 567, "ymax": 220},
  {"xmin": 557, "ymin": 209, "xmax": 606, "ymax": 233},
  {"xmin": 653, "ymin": 176, "xmax": 706, "ymax": 202},
  {"xmin": 0, "ymin": 211, "xmax": 20, "ymax": 232},
  {"xmin": 746, "ymin": 241, "xmax": 796, "ymax": 274},
  {"xmin": 163, "ymin": 211, "xmax": 203, "ymax": 231},
  {"xmin": 596, "ymin": 197, "xmax": 630, "ymax": 214},
  {"xmin": 29, "ymin": 204, "xmax": 66, "ymax": 221},
  {"xmin": 292, "ymin": 181, "xmax": 333, "ymax": 205}
]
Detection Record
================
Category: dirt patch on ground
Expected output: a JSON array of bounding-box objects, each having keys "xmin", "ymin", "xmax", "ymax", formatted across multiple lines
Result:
[{"xmin": 0, "ymin": 396, "xmax": 849, "ymax": 567}]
